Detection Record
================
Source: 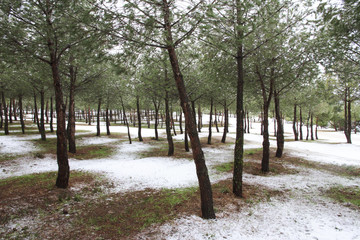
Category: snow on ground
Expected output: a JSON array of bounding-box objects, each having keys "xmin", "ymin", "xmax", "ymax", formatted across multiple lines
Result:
[
  {"xmin": 1, "ymin": 116, "xmax": 360, "ymax": 239},
  {"xmin": 0, "ymin": 135, "xmax": 37, "ymax": 154}
]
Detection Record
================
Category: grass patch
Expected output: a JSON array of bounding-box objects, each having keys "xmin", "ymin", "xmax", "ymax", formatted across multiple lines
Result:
[
  {"xmin": 80, "ymin": 187, "xmax": 198, "ymax": 238},
  {"xmin": 0, "ymin": 171, "xmax": 103, "ymax": 226},
  {"xmin": 325, "ymin": 185, "xmax": 360, "ymax": 208},
  {"xmin": 31, "ymin": 137, "xmax": 116, "ymax": 160},
  {"xmin": 140, "ymin": 138, "xmax": 193, "ymax": 159},
  {"xmin": 213, "ymin": 148, "xmax": 297, "ymax": 176}
]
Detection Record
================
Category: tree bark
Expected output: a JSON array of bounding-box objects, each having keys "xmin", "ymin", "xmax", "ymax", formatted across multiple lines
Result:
[
  {"xmin": 299, "ymin": 106, "xmax": 303, "ymax": 140},
  {"xmin": 310, "ymin": 113, "xmax": 314, "ymax": 140},
  {"xmin": 13, "ymin": 99, "xmax": 17, "ymax": 121},
  {"xmin": 293, "ymin": 103, "xmax": 298, "ymax": 141},
  {"xmin": 214, "ymin": 107, "xmax": 219, "ymax": 133},
  {"xmin": 49, "ymin": 97, "xmax": 54, "ymax": 132},
  {"xmin": 207, "ymin": 98, "xmax": 213, "ymax": 145},
  {"xmin": 221, "ymin": 102, "xmax": 227, "ymax": 143},
  {"xmin": 96, "ymin": 98, "xmax": 101, "ymax": 136},
  {"xmin": 68, "ymin": 58, "xmax": 76, "ymax": 153},
  {"xmin": 2, "ymin": 92, "xmax": 9, "ymax": 135},
  {"xmin": 179, "ymin": 109, "xmax": 183, "ymax": 134},
  {"xmin": 233, "ymin": 0, "xmax": 245, "ymax": 197},
  {"xmin": 153, "ymin": 99, "xmax": 160, "ymax": 140},
  {"xmin": 306, "ymin": 110, "xmax": 310, "ymax": 140},
  {"xmin": 9, "ymin": 98, "xmax": 12, "ymax": 124},
  {"xmin": 19, "ymin": 95, "xmax": 25, "ymax": 134},
  {"xmin": 40, "ymin": 90, "xmax": 46, "ymax": 141},
  {"xmin": 0, "ymin": 102, "xmax": 3, "ymax": 129},
  {"xmin": 121, "ymin": 96, "xmax": 131, "ymax": 144},
  {"xmin": 50, "ymin": 59, "xmax": 69, "ymax": 189},
  {"xmin": 136, "ymin": 96, "xmax": 143, "ymax": 141},
  {"xmin": 198, "ymin": 103, "xmax": 201, "ymax": 132},
  {"xmin": 274, "ymin": 90, "xmax": 284, "ymax": 158},
  {"xmin": 165, "ymin": 90, "xmax": 174, "ymax": 156},
  {"xmin": 45, "ymin": 100, "xmax": 49, "ymax": 124},
  {"xmin": 106, "ymin": 107, "xmax": 110, "ymax": 135},
  {"xmin": 315, "ymin": 116, "xmax": 319, "ymax": 140},
  {"xmin": 34, "ymin": 92, "xmax": 40, "ymax": 130},
  {"xmin": 163, "ymin": 0, "xmax": 215, "ymax": 219}
]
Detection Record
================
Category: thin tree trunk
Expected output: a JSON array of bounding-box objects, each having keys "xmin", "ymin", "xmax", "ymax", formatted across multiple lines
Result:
[
  {"xmin": 0, "ymin": 102, "xmax": 3, "ymax": 129},
  {"xmin": 163, "ymin": 2, "xmax": 215, "ymax": 218},
  {"xmin": 208, "ymin": 98, "xmax": 213, "ymax": 145},
  {"xmin": 106, "ymin": 107, "xmax": 110, "ymax": 135},
  {"xmin": 293, "ymin": 103, "xmax": 298, "ymax": 141},
  {"xmin": 274, "ymin": 90, "xmax": 284, "ymax": 158},
  {"xmin": 96, "ymin": 98, "xmax": 101, "ymax": 136},
  {"xmin": 50, "ymin": 97, "xmax": 54, "ymax": 133},
  {"xmin": 214, "ymin": 107, "xmax": 219, "ymax": 133},
  {"xmin": 45, "ymin": 100, "xmax": 49, "ymax": 124},
  {"xmin": 34, "ymin": 92, "xmax": 40, "ymax": 130},
  {"xmin": 136, "ymin": 96, "xmax": 143, "ymax": 141},
  {"xmin": 198, "ymin": 104, "xmax": 201, "ymax": 132},
  {"xmin": 13, "ymin": 99, "xmax": 17, "ymax": 121},
  {"xmin": 165, "ymin": 90, "xmax": 174, "ymax": 156},
  {"xmin": 19, "ymin": 95, "xmax": 25, "ymax": 134},
  {"xmin": 121, "ymin": 96, "xmax": 131, "ymax": 144},
  {"xmin": 310, "ymin": 113, "xmax": 314, "ymax": 140},
  {"xmin": 299, "ymin": 106, "xmax": 303, "ymax": 140},
  {"xmin": 171, "ymin": 106, "xmax": 177, "ymax": 136},
  {"xmin": 68, "ymin": 64, "xmax": 76, "ymax": 153},
  {"xmin": 179, "ymin": 109, "xmax": 183, "ymax": 134},
  {"xmin": 221, "ymin": 102, "xmax": 227, "ymax": 143},
  {"xmin": 2, "ymin": 92, "xmax": 9, "ymax": 135},
  {"xmin": 9, "ymin": 98, "xmax": 12, "ymax": 124},
  {"xmin": 306, "ymin": 110, "xmax": 310, "ymax": 140},
  {"xmin": 153, "ymin": 99, "xmax": 159, "ymax": 140},
  {"xmin": 40, "ymin": 91, "xmax": 46, "ymax": 141},
  {"xmin": 247, "ymin": 111, "xmax": 250, "ymax": 133}
]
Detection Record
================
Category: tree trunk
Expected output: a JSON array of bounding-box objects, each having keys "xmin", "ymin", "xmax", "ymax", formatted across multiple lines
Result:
[
  {"xmin": 221, "ymin": 102, "xmax": 227, "ymax": 143},
  {"xmin": 153, "ymin": 99, "xmax": 159, "ymax": 140},
  {"xmin": 208, "ymin": 98, "xmax": 213, "ymax": 145},
  {"xmin": 19, "ymin": 95, "xmax": 25, "ymax": 134},
  {"xmin": 96, "ymin": 98, "xmax": 101, "ymax": 136},
  {"xmin": 315, "ymin": 116, "xmax": 319, "ymax": 140},
  {"xmin": 198, "ymin": 104, "xmax": 201, "ymax": 132},
  {"xmin": 310, "ymin": 113, "xmax": 314, "ymax": 140},
  {"xmin": 2, "ymin": 92, "xmax": 9, "ymax": 135},
  {"xmin": 121, "ymin": 96, "xmax": 131, "ymax": 144},
  {"xmin": 9, "ymin": 98, "xmax": 12, "ymax": 124},
  {"xmin": 299, "ymin": 106, "xmax": 303, "ymax": 140},
  {"xmin": 45, "ymin": 100, "xmax": 49, "ymax": 124},
  {"xmin": 171, "ymin": 107, "xmax": 177, "ymax": 136},
  {"xmin": 34, "ymin": 92, "xmax": 40, "ymax": 130},
  {"xmin": 51, "ymin": 59, "xmax": 69, "ymax": 189},
  {"xmin": 262, "ymin": 104, "xmax": 270, "ymax": 172},
  {"xmin": 13, "ymin": 99, "xmax": 17, "ymax": 121},
  {"xmin": 40, "ymin": 91, "xmax": 46, "ymax": 141},
  {"xmin": 274, "ymin": 90, "xmax": 284, "ymax": 158},
  {"xmin": 191, "ymin": 100, "xmax": 197, "ymax": 130},
  {"xmin": 165, "ymin": 90, "xmax": 174, "ymax": 156},
  {"xmin": 179, "ymin": 109, "xmax": 183, "ymax": 134},
  {"xmin": 0, "ymin": 102, "xmax": 3, "ymax": 129},
  {"xmin": 163, "ymin": 1, "xmax": 215, "ymax": 218},
  {"xmin": 50, "ymin": 97, "xmax": 54, "ymax": 133},
  {"xmin": 136, "ymin": 96, "xmax": 143, "ymax": 141},
  {"xmin": 293, "ymin": 103, "xmax": 298, "ymax": 141},
  {"xmin": 233, "ymin": 0, "xmax": 245, "ymax": 197},
  {"xmin": 106, "ymin": 107, "xmax": 110, "ymax": 135},
  {"xmin": 214, "ymin": 107, "xmax": 219, "ymax": 133},
  {"xmin": 306, "ymin": 110, "xmax": 310, "ymax": 140},
  {"xmin": 247, "ymin": 111, "xmax": 250, "ymax": 133}
]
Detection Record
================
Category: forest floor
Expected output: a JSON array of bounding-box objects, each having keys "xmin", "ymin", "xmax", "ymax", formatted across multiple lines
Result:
[{"xmin": 0, "ymin": 117, "xmax": 360, "ymax": 240}]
